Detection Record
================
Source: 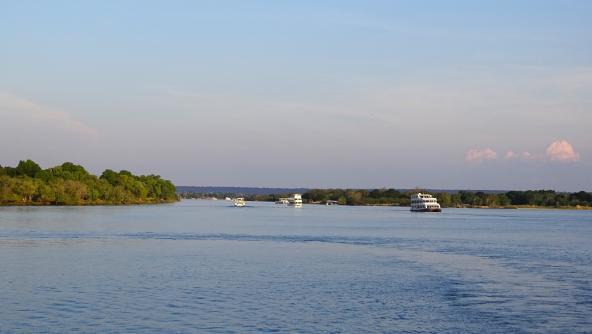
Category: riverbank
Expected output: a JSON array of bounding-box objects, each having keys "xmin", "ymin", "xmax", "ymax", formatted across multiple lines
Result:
[
  {"xmin": 0, "ymin": 199, "xmax": 179, "ymax": 207},
  {"xmin": 258, "ymin": 189, "xmax": 592, "ymax": 210},
  {"xmin": 1, "ymin": 160, "xmax": 177, "ymax": 206},
  {"xmin": 334, "ymin": 203, "xmax": 592, "ymax": 210}
]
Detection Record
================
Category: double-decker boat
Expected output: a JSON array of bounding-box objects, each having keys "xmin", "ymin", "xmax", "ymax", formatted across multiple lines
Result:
[
  {"xmin": 288, "ymin": 194, "xmax": 303, "ymax": 208},
  {"xmin": 410, "ymin": 193, "xmax": 441, "ymax": 212}
]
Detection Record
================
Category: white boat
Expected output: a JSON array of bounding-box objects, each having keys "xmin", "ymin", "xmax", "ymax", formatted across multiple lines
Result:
[
  {"xmin": 410, "ymin": 193, "xmax": 441, "ymax": 212},
  {"xmin": 288, "ymin": 194, "xmax": 303, "ymax": 208},
  {"xmin": 234, "ymin": 198, "xmax": 246, "ymax": 207},
  {"xmin": 275, "ymin": 198, "xmax": 290, "ymax": 204}
]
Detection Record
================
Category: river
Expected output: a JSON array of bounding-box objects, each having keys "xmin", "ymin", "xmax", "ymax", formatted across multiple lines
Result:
[{"xmin": 1, "ymin": 200, "xmax": 591, "ymax": 333}]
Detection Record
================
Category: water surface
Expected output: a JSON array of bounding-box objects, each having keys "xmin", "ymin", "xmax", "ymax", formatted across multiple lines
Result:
[{"xmin": 1, "ymin": 200, "xmax": 591, "ymax": 333}]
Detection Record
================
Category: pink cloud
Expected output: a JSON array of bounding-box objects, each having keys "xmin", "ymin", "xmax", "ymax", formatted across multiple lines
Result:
[
  {"xmin": 465, "ymin": 148, "xmax": 497, "ymax": 163},
  {"xmin": 546, "ymin": 140, "xmax": 580, "ymax": 162}
]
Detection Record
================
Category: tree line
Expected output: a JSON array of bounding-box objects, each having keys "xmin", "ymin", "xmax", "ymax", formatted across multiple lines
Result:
[
  {"xmin": 301, "ymin": 188, "xmax": 592, "ymax": 208},
  {"xmin": 180, "ymin": 188, "xmax": 592, "ymax": 208},
  {"xmin": 0, "ymin": 160, "xmax": 177, "ymax": 205}
]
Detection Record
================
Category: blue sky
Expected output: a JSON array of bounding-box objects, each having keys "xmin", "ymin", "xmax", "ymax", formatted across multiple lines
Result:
[{"xmin": 1, "ymin": 1, "xmax": 591, "ymax": 190}]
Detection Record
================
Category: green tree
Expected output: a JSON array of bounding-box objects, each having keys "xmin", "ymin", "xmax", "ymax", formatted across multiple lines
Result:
[
  {"xmin": 497, "ymin": 194, "xmax": 511, "ymax": 206},
  {"xmin": 0, "ymin": 175, "xmax": 19, "ymax": 202},
  {"xmin": 50, "ymin": 179, "xmax": 67, "ymax": 204},
  {"xmin": 1, "ymin": 160, "xmax": 178, "ymax": 205},
  {"xmin": 14, "ymin": 177, "xmax": 37, "ymax": 202},
  {"xmin": 15, "ymin": 160, "xmax": 42, "ymax": 177},
  {"xmin": 64, "ymin": 180, "xmax": 88, "ymax": 204},
  {"xmin": 437, "ymin": 192, "xmax": 452, "ymax": 207},
  {"xmin": 100, "ymin": 169, "xmax": 120, "ymax": 185},
  {"xmin": 38, "ymin": 182, "xmax": 56, "ymax": 203}
]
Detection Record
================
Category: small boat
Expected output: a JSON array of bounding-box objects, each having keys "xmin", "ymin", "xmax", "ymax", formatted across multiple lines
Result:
[
  {"xmin": 288, "ymin": 194, "xmax": 303, "ymax": 208},
  {"xmin": 275, "ymin": 198, "xmax": 290, "ymax": 204},
  {"xmin": 410, "ymin": 193, "xmax": 441, "ymax": 212},
  {"xmin": 234, "ymin": 198, "xmax": 246, "ymax": 207}
]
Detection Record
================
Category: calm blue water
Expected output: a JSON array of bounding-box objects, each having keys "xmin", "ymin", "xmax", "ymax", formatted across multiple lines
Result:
[{"xmin": 1, "ymin": 200, "xmax": 591, "ymax": 333}]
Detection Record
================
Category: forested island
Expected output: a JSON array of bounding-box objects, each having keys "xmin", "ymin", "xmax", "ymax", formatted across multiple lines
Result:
[
  {"xmin": 183, "ymin": 188, "xmax": 592, "ymax": 209},
  {"xmin": 299, "ymin": 189, "xmax": 592, "ymax": 209},
  {"xmin": 0, "ymin": 160, "xmax": 177, "ymax": 205}
]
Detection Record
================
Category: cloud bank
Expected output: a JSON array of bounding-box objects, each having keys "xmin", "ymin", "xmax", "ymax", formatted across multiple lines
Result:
[{"xmin": 546, "ymin": 140, "xmax": 580, "ymax": 162}]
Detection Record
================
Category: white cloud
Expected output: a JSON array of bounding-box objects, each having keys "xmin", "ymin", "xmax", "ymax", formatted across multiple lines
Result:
[
  {"xmin": 465, "ymin": 148, "xmax": 497, "ymax": 163},
  {"xmin": 546, "ymin": 139, "xmax": 580, "ymax": 162}
]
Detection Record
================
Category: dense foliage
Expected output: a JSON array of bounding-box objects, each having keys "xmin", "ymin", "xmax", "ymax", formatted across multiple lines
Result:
[
  {"xmin": 301, "ymin": 189, "xmax": 592, "ymax": 208},
  {"xmin": 0, "ymin": 160, "xmax": 177, "ymax": 205}
]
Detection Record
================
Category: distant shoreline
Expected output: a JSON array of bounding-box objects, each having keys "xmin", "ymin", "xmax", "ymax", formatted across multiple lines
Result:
[
  {"xmin": 349, "ymin": 203, "xmax": 591, "ymax": 211},
  {"xmin": 181, "ymin": 188, "xmax": 592, "ymax": 211},
  {"xmin": 185, "ymin": 198, "xmax": 592, "ymax": 211}
]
